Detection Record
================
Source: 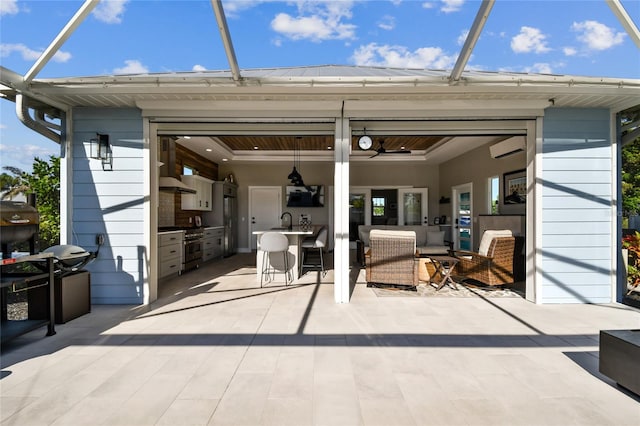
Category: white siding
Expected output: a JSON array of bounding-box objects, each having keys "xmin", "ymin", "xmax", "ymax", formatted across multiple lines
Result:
[
  {"xmin": 540, "ymin": 108, "xmax": 613, "ymax": 303},
  {"xmin": 71, "ymin": 108, "xmax": 146, "ymax": 304}
]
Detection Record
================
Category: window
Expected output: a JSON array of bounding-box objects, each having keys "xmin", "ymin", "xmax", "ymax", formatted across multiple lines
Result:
[
  {"xmin": 183, "ymin": 165, "xmax": 195, "ymax": 176},
  {"xmin": 489, "ymin": 176, "xmax": 499, "ymax": 214},
  {"xmin": 372, "ymin": 197, "xmax": 385, "ymax": 217}
]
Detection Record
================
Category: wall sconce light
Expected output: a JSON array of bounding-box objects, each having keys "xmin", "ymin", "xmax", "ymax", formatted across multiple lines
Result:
[{"xmin": 91, "ymin": 133, "xmax": 113, "ymax": 171}]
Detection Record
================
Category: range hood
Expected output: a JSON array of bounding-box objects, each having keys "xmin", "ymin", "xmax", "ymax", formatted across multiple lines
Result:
[
  {"xmin": 158, "ymin": 137, "xmax": 197, "ymax": 194},
  {"xmin": 159, "ymin": 176, "xmax": 197, "ymax": 194}
]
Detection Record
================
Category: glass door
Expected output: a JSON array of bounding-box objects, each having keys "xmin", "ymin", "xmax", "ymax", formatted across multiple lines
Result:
[
  {"xmin": 452, "ymin": 183, "xmax": 473, "ymax": 251},
  {"xmin": 398, "ymin": 188, "xmax": 429, "ymax": 226},
  {"xmin": 348, "ymin": 188, "xmax": 371, "ymax": 249}
]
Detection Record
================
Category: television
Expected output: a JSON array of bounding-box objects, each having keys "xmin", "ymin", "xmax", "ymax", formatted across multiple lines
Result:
[{"xmin": 286, "ymin": 185, "xmax": 324, "ymax": 207}]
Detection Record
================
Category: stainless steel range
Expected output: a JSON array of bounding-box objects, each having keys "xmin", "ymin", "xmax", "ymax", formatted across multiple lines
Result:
[{"xmin": 183, "ymin": 228, "xmax": 204, "ymax": 272}]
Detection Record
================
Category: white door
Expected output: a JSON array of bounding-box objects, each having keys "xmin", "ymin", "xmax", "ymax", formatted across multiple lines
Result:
[
  {"xmin": 452, "ymin": 183, "xmax": 473, "ymax": 251},
  {"xmin": 248, "ymin": 186, "xmax": 282, "ymax": 250},
  {"xmin": 398, "ymin": 188, "xmax": 429, "ymax": 226}
]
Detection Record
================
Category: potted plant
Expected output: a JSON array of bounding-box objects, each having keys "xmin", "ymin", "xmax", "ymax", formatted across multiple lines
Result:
[{"xmin": 622, "ymin": 231, "xmax": 640, "ymax": 297}]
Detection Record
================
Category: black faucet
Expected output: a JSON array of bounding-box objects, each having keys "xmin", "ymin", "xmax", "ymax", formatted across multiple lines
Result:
[{"xmin": 281, "ymin": 212, "xmax": 293, "ymax": 230}]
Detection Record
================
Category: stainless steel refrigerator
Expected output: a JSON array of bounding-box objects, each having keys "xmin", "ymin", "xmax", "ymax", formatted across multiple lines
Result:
[{"xmin": 207, "ymin": 181, "xmax": 238, "ymax": 257}]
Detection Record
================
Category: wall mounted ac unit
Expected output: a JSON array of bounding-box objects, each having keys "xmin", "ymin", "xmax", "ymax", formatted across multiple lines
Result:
[{"xmin": 489, "ymin": 136, "xmax": 526, "ymax": 159}]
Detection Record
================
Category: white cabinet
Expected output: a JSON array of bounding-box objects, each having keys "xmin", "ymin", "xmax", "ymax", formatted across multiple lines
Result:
[
  {"xmin": 158, "ymin": 231, "xmax": 183, "ymax": 278},
  {"xmin": 181, "ymin": 175, "xmax": 213, "ymax": 211},
  {"xmin": 202, "ymin": 226, "xmax": 224, "ymax": 262}
]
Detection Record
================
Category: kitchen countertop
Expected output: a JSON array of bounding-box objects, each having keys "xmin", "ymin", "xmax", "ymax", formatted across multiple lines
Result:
[
  {"xmin": 252, "ymin": 225, "xmax": 323, "ymax": 235},
  {"xmin": 158, "ymin": 226, "xmax": 222, "ymax": 234},
  {"xmin": 158, "ymin": 229, "xmax": 185, "ymax": 235}
]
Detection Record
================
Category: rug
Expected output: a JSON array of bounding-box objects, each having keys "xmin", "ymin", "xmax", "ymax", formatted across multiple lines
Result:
[{"xmin": 369, "ymin": 279, "xmax": 526, "ymax": 298}]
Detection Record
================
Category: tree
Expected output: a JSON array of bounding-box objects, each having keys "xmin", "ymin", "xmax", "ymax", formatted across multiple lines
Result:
[
  {"xmin": 0, "ymin": 167, "xmax": 28, "ymax": 198},
  {"xmin": 622, "ymin": 138, "xmax": 640, "ymax": 218},
  {"xmin": 2, "ymin": 156, "xmax": 60, "ymax": 249}
]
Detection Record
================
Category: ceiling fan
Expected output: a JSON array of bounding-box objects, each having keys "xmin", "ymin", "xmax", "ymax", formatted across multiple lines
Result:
[{"xmin": 369, "ymin": 139, "xmax": 411, "ymax": 158}]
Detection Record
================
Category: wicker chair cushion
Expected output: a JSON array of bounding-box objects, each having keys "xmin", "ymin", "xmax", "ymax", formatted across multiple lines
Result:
[
  {"xmin": 478, "ymin": 229, "xmax": 512, "ymax": 256},
  {"xmin": 369, "ymin": 229, "xmax": 417, "ymax": 252}
]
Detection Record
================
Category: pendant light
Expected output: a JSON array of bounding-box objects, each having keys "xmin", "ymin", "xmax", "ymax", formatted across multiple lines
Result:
[{"xmin": 288, "ymin": 137, "xmax": 305, "ymax": 186}]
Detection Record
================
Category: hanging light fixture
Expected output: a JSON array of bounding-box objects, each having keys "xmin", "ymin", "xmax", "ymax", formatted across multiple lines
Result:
[{"xmin": 288, "ymin": 137, "xmax": 305, "ymax": 186}]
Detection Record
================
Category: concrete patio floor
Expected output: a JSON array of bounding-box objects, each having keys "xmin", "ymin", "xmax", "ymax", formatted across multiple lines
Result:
[{"xmin": 1, "ymin": 253, "xmax": 639, "ymax": 425}]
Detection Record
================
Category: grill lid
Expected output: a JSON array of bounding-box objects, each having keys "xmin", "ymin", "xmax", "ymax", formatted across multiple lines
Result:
[
  {"xmin": 43, "ymin": 244, "xmax": 97, "ymax": 272},
  {"xmin": 0, "ymin": 201, "xmax": 39, "ymax": 226}
]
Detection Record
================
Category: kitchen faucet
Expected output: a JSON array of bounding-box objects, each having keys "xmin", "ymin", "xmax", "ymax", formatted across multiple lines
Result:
[{"xmin": 280, "ymin": 211, "xmax": 293, "ymax": 230}]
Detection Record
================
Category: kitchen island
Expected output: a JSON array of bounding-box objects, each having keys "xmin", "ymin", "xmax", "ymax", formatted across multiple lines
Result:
[{"xmin": 253, "ymin": 225, "xmax": 324, "ymax": 283}]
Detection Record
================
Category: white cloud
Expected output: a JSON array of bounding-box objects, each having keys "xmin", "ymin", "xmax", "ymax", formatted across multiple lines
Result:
[
  {"xmin": 499, "ymin": 61, "xmax": 565, "ymax": 75},
  {"xmin": 378, "ymin": 15, "xmax": 395, "ymax": 31},
  {"xmin": 0, "ymin": 43, "xmax": 72, "ymax": 62},
  {"xmin": 271, "ymin": 13, "xmax": 355, "ymax": 41},
  {"xmin": 571, "ymin": 20, "xmax": 626, "ymax": 51},
  {"xmin": 523, "ymin": 63, "xmax": 554, "ymax": 74},
  {"xmin": 441, "ymin": 0, "xmax": 464, "ymax": 13},
  {"xmin": 563, "ymin": 46, "xmax": 577, "ymax": 56},
  {"xmin": 223, "ymin": 0, "xmax": 267, "ymax": 17},
  {"xmin": 93, "ymin": 0, "xmax": 129, "ymax": 24},
  {"xmin": 457, "ymin": 29, "xmax": 469, "ymax": 46},
  {"xmin": 53, "ymin": 50, "xmax": 72, "ymax": 62},
  {"xmin": 351, "ymin": 43, "xmax": 457, "ymax": 69},
  {"xmin": 113, "ymin": 60, "xmax": 149, "ymax": 74},
  {"xmin": 0, "ymin": 124, "xmax": 7, "ymax": 130},
  {"xmin": 422, "ymin": 2, "xmax": 436, "ymax": 9},
  {"xmin": 0, "ymin": 0, "xmax": 19, "ymax": 16},
  {"xmin": 511, "ymin": 26, "xmax": 551, "ymax": 54},
  {"xmin": 270, "ymin": 1, "xmax": 356, "ymax": 42},
  {"xmin": 0, "ymin": 144, "xmax": 57, "ymax": 170},
  {"xmin": 192, "ymin": 64, "xmax": 207, "ymax": 72}
]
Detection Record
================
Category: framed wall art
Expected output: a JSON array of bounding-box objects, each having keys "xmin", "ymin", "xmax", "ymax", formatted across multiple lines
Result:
[{"xmin": 503, "ymin": 169, "xmax": 526, "ymax": 204}]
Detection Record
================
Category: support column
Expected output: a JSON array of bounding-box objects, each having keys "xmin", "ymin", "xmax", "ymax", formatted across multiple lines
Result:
[{"xmin": 334, "ymin": 117, "xmax": 351, "ymax": 303}]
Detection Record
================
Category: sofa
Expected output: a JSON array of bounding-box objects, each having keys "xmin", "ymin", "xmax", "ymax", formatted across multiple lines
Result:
[{"xmin": 357, "ymin": 224, "xmax": 451, "ymax": 265}]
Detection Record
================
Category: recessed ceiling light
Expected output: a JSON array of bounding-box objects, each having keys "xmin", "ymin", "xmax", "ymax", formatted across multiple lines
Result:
[
  {"xmin": 222, "ymin": 158, "xmax": 228, "ymax": 162},
  {"xmin": 327, "ymin": 146, "xmax": 332, "ymax": 150},
  {"xmin": 182, "ymin": 136, "xmax": 191, "ymax": 139},
  {"xmin": 205, "ymin": 148, "xmax": 212, "ymax": 152},
  {"xmin": 253, "ymin": 146, "xmax": 259, "ymax": 150}
]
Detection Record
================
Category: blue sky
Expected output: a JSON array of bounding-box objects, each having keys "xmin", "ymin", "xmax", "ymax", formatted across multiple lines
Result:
[{"xmin": 1, "ymin": 0, "xmax": 639, "ymax": 172}]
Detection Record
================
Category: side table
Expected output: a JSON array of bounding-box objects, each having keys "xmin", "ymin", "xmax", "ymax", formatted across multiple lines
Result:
[{"xmin": 428, "ymin": 255, "xmax": 459, "ymax": 291}]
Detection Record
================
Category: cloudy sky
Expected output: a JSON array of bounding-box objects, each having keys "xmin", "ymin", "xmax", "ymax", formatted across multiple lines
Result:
[{"xmin": 1, "ymin": 0, "xmax": 638, "ymax": 171}]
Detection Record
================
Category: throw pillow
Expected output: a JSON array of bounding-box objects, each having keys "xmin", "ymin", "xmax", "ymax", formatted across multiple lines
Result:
[{"xmin": 427, "ymin": 231, "xmax": 445, "ymax": 246}]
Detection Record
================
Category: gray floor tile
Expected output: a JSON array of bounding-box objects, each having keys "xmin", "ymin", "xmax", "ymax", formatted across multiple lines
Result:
[{"xmin": 1, "ymin": 253, "xmax": 639, "ymax": 426}]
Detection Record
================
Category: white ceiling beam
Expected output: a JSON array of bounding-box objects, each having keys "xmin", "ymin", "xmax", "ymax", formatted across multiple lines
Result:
[
  {"xmin": 24, "ymin": 0, "xmax": 99, "ymax": 83},
  {"xmin": 606, "ymin": 0, "xmax": 640, "ymax": 49},
  {"xmin": 210, "ymin": 0, "xmax": 241, "ymax": 83},
  {"xmin": 449, "ymin": 0, "xmax": 495, "ymax": 84}
]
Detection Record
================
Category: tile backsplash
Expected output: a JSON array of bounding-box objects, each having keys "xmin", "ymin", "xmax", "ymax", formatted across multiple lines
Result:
[{"xmin": 158, "ymin": 192, "xmax": 175, "ymax": 226}]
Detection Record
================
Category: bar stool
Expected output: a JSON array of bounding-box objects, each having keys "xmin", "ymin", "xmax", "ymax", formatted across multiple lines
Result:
[
  {"xmin": 300, "ymin": 227, "xmax": 328, "ymax": 277},
  {"xmin": 259, "ymin": 232, "xmax": 291, "ymax": 287}
]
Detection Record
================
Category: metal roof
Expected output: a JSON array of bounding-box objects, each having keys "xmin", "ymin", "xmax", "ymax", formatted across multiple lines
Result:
[
  {"xmin": 2, "ymin": 64, "xmax": 639, "ymax": 113},
  {"xmin": 0, "ymin": 0, "xmax": 638, "ymax": 117}
]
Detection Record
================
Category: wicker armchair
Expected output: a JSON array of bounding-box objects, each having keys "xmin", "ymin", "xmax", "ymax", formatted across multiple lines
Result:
[
  {"xmin": 453, "ymin": 230, "xmax": 516, "ymax": 286},
  {"xmin": 365, "ymin": 230, "xmax": 419, "ymax": 288}
]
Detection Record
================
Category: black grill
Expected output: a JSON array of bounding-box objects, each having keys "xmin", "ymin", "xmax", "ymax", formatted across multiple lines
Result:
[{"xmin": 0, "ymin": 200, "xmax": 40, "ymax": 258}]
